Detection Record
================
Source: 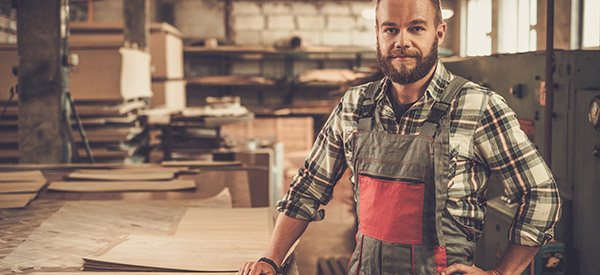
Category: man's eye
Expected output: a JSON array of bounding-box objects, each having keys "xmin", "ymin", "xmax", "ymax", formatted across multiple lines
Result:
[
  {"xmin": 384, "ymin": 28, "xmax": 398, "ymax": 34},
  {"xmin": 411, "ymin": 26, "xmax": 425, "ymax": 32}
]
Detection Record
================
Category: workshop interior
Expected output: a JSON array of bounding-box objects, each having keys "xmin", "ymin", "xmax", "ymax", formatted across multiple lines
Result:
[{"xmin": 0, "ymin": 0, "xmax": 598, "ymax": 274}]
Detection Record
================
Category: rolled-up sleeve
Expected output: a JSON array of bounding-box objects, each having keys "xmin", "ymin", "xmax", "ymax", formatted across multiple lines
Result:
[
  {"xmin": 474, "ymin": 93, "xmax": 561, "ymax": 246},
  {"xmin": 276, "ymin": 101, "xmax": 349, "ymax": 221}
]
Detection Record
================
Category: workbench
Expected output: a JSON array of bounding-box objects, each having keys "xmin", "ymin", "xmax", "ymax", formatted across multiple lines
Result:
[{"xmin": 0, "ymin": 164, "xmax": 298, "ymax": 274}]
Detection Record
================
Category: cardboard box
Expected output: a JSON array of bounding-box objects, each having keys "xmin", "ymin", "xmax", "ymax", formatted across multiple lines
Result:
[
  {"xmin": 70, "ymin": 22, "xmax": 183, "ymax": 80},
  {"xmin": 151, "ymin": 79, "xmax": 187, "ymax": 109},
  {"xmin": 0, "ymin": 43, "xmax": 152, "ymax": 101}
]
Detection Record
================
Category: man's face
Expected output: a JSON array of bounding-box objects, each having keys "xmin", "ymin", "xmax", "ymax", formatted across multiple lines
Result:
[{"xmin": 375, "ymin": 0, "xmax": 446, "ymax": 84}]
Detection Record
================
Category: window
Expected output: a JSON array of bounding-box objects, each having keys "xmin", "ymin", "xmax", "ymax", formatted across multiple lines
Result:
[
  {"xmin": 464, "ymin": 0, "xmax": 492, "ymax": 56},
  {"xmin": 582, "ymin": 0, "xmax": 600, "ymax": 48},
  {"xmin": 499, "ymin": 0, "xmax": 537, "ymax": 53}
]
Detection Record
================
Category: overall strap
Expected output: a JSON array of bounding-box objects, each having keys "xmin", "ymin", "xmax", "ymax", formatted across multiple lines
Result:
[
  {"xmin": 420, "ymin": 76, "xmax": 469, "ymax": 137},
  {"xmin": 357, "ymin": 81, "xmax": 380, "ymax": 131}
]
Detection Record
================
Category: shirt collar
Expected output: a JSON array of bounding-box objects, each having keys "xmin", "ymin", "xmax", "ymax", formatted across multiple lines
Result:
[{"xmin": 375, "ymin": 59, "xmax": 453, "ymax": 103}]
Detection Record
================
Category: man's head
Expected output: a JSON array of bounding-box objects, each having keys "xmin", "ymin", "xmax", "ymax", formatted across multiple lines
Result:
[{"xmin": 375, "ymin": 0, "xmax": 446, "ymax": 84}]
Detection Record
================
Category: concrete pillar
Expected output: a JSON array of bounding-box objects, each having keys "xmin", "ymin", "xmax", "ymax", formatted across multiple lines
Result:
[
  {"xmin": 123, "ymin": 0, "xmax": 150, "ymax": 51},
  {"xmin": 17, "ymin": 0, "xmax": 72, "ymax": 164}
]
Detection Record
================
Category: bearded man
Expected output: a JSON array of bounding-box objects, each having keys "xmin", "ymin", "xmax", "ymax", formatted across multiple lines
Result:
[{"xmin": 239, "ymin": 0, "xmax": 561, "ymax": 274}]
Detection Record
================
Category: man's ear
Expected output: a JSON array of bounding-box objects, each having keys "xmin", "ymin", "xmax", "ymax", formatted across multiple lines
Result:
[{"xmin": 437, "ymin": 22, "xmax": 447, "ymax": 45}]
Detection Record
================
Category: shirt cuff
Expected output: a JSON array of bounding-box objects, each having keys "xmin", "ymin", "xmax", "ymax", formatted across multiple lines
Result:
[{"xmin": 508, "ymin": 220, "xmax": 554, "ymax": 247}]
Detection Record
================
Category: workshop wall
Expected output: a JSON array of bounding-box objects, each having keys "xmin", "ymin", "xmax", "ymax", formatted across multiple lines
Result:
[{"xmin": 231, "ymin": 1, "xmax": 376, "ymax": 47}]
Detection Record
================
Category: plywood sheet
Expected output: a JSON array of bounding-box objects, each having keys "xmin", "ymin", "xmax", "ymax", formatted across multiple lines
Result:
[
  {"xmin": 84, "ymin": 234, "xmax": 265, "ymax": 272},
  {"xmin": 48, "ymin": 180, "xmax": 195, "ymax": 192},
  {"xmin": 83, "ymin": 207, "xmax": 273, "ymax": 272},
  {"xmin": 0, "ymin": 193, "xmax": 37, "ymax": 208},
  {"xmin": 65, "ymin": 171, "xmax": 175, "ymax": 181},
  {"xmin": 0, "ymin": 181, "xmax": 46, "ymax": 193},
  {"xmin": 0, "ymin": 170, "xmax": 45, "ymax": 182},
  {"xmin": 84, "ymin": 208, "xmax": 273, "ymax": 272},
  {"xmin": 175, "ymin": 207, "xmax": 272, "ymax": 240},
  {"xmin": 161, "ymin": 160, "xmax": 242, "ymax": 167}
]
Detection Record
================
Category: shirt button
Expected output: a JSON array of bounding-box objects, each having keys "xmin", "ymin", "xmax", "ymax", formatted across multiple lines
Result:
[
  {"xmin": 466, "ymin": 255, "xmax": 473, "ymax": 262},
  {"xmin": 466, "ymin": 235, "xmax": 473, "ymax": 241}
]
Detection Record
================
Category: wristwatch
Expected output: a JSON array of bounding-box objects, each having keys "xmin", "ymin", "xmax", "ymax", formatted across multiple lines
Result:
[{"xmin": 258, "ymin": 257, "xmax": 282, "ymax": 275}]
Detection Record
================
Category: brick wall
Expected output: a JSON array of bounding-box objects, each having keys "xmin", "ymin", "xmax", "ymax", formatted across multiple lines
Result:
[{"xmin": 232, "ymin": 1, "xmax": 376, "ymax": 47}]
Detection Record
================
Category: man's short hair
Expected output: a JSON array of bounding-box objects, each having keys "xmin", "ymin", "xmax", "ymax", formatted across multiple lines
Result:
[{"xmin": 376, "ymin": 0, "xmax": 443, "ymax": 26}]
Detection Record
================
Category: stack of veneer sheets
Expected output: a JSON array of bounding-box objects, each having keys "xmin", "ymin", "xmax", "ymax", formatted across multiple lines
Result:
[
  {"xmin": 0, "ymin": 170, "xmax": 46, "ymax": 209},
  {"xmin": 82, "ymin": 207, "xmax": 273, "ymax": 272},
  {"xmin": 47, "ymin": 167, "xmax": 196, "ymax": 192}
]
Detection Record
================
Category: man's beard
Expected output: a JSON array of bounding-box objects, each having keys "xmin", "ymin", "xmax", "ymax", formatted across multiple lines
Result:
[{"xmin": 377, "ymin": 38, "xmax": 439, "ymax": 84}]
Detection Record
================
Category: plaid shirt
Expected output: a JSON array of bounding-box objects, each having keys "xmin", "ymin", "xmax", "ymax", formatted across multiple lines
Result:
[{"xmin": 277, "ymin": 60, "xmax": 561, "ymax": 246}]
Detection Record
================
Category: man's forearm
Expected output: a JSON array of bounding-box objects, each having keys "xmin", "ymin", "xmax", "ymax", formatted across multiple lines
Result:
[
  {"xmin": 494, "ymin": 242, "xmax": 540, "ymax": 275},
  {"xmin": 262, "ymin": 212, "xmax": 310, "ymax": 267}
]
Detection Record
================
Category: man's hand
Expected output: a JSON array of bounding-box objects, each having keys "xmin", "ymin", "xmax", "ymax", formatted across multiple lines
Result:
[
  {"xmin": 238, "ymin": 261, "xmax": 276, "ymax": 275},
  {"xmin": 441, "ymin": 264, "xmax": 501, "ymax": 275}
]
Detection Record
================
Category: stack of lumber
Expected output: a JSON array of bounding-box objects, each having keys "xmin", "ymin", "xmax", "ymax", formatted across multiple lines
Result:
[
  {"xmin": 0, "ymin": 170, "xmax": 46, "ymax": 209},
  {"xmin": 82, "ymin": 207, "xmax": 274, "ymax": 272},
  {"xmin": 47, "ymin": 167, "xmax": 196, "ymax": 192},
  {"xmin": 146, "ymin": 105, "xmax": 254, "ymax": 162},
  {"xmin": 0, "ymin": 79, "xmax": 150, "ymax": 165}
]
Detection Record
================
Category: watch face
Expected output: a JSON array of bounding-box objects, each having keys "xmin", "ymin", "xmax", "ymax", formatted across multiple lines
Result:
[{"xmin": 590, "ymin": 97, "xmax": 600, "ymax": 129}]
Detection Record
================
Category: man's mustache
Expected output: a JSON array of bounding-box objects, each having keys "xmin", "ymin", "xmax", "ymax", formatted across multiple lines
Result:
[{"xmin": 386, "ymin": 49, "xmax": 421, "ymax": 60}]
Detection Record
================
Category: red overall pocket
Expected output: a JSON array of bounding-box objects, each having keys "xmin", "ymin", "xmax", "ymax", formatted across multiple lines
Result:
[{"xmin": 358, "ymin": 175, "xmax": 425, "ymax": 244}]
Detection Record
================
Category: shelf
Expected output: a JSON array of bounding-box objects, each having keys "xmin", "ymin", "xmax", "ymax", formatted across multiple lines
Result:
[{"xmin": 186, "ymin": 76, "xmax": 275, "ymax": 87}]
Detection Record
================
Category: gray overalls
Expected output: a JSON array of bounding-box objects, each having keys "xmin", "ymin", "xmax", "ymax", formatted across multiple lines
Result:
[{"xmin": 347, "ymin": 77, "xmax": 481, "ymax": 274}]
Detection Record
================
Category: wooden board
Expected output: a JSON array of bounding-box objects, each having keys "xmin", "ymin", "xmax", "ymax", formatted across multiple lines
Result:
[
  {"xmin": 65, "ymin": 171, "xmax": 175, "ymax": 181},
  {"xmin": 161, "ymin": 160, "xmax": 242, "ymax": 167},
  {"xmin": 73, "ymin": 167, "xmax": 190, "ymax": 175},
  {"xmin": 175, "ymin": 207, "xmax": 272, "ymax": 242},
  {"xmin": 84, "ymin": 234, "xmax": 265, "ymax": 272},
  {"xmin": 47, "ymin": 180, "xmax": 196, "ymax": 192},
  {"xmin": 0, "ymin": 181, "xmax": 46, "ymax": 193},
  {"xmin": 83, "ymin": 207, "xmax": 273, "ymax": 272},
  {"xmin": 0, "ymin": 193, "xmax": 37, "ymax": 208},
  {"xmin": 0, "ymin": 170, "xmax": 45, "ymax": 182}
]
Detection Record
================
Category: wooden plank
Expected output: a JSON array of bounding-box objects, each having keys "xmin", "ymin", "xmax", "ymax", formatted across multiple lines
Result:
[
  {"xmin": 0, "ymin": 181, "xmax": 46, "ymax": 193},
  {"xmin": 65, "ymin": 171, "xmax": 175, "ymax": 181},
  {"xmin": 74, "ymin": 167, "xmax": 191, "ymax": 175},
  {"xmin": 0, "ymin": 170, "xmax": 45, "ymax": 182},
  {"xmin": 47, "ymin": 180, "xmax": 195, "ymax": 192},
  {"xmin": 0, "ymin": 193, "xmax": 37, "ymax": 208},
  {"xmin": 161, "ymin": 160, "xmax": 242, "ymax": 167}
]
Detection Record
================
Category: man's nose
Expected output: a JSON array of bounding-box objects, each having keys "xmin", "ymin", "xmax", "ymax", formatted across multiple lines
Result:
[{"xmin": 394, "ymin": 31, "xmax": 410, "ymax": 48}]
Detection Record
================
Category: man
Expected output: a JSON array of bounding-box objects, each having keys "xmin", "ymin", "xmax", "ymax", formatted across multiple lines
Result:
[{"xmin": 239, "ymin": 0, "xmax": 561, "ymax": 274}]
